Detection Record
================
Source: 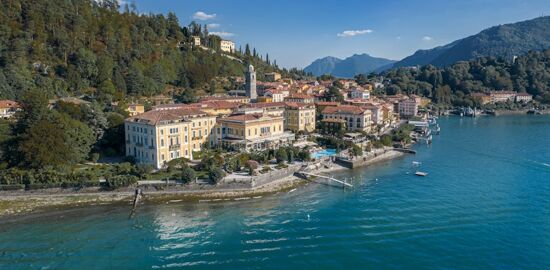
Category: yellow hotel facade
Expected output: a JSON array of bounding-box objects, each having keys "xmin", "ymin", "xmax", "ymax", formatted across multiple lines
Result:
[
  {"xmin": 125, "ymin": 108, "xmax": 216, "ymax": 169},
  {"xmin": 213, "ymin": 113, "xmax": 295, "ymax": 150},
  {"xmin": 284, "ymin": 102, "xmax": 316, "ymax": 133}
]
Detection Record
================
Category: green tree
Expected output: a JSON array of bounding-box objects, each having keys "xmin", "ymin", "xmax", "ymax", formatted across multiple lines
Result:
[
  {"xmin": 181, "ymin": 166, "xmax": 196, "ymax": 183},
  {"xmin": 275, "ymin": 148, "xmax": 287, "ymax": 164},
  {"xmin": 208, "ymin": 167, "xmax": 225, "ymax": 183}
]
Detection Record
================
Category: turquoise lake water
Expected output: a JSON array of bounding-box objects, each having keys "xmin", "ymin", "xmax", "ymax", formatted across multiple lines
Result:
[{"xmin": 1, "ymin": 115, "xmax": 550, "ymax": 270}]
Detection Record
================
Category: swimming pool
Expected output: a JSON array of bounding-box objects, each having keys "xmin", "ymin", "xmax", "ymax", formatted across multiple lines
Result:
[{"xmin": 312, "ymin": 149, "xmax": 337, "ymax": 159}]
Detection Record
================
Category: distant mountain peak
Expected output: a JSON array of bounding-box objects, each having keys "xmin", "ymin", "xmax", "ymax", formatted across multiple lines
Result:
[{"xmin": 305, "ymin": 54, "xmax": 395, "ymax": 78}]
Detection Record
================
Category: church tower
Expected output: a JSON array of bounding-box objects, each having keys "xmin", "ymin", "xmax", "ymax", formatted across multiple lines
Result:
[{"xmin": 245, "ymin": 64, "xmax": 257, "ymax": 100}]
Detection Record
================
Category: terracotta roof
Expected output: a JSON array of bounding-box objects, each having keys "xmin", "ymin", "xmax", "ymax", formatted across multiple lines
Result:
[
  {"xmin": 0, "ymin": 100, "xmax": 20, "ymax": 109},
  {"xmin": 199, "ymin": 96, "xmax": 249, "ymax": 102},
  {"xmin": 284, "ymin": 102, "xmax": 314, "ymax": 109},
  {"xmin": 198, "ymin": 100, "xmax": 242, "ymax": 109},
  {"xmin": 222, "ymin": 113, "xmax": 275, "ymax": 122},
  {"xmin": 315, "ymin": 101, "xmax": 340, "ymax": 106},
  {"xmin": 322, "ymin": 105, "xmax": 366, "ymax": 115},
  {"xmin": 127, "ymin": 108, "xmax": 208, "ymax": 125},
  {"xmin": 245, "ymin": 102, "xmax": 286, "ymax": 109},
  {"xmin": 155, "ymin": 100, "xmax": 241, "ymax": 111},
  {"xmin": 286, "ymin": 93, "xmax": 313, "ymax": 99},
  {"xmin": 489, "ymin": 91, "xmax": 516, "ymax": 95}
]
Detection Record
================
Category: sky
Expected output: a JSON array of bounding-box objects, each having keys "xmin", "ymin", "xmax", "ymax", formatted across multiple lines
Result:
[{"xmin": 130, "ymin": 0, "xmax": 550, "ymax": 69}]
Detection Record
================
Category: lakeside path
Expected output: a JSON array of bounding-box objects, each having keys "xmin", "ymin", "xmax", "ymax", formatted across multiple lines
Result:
[{"xmin": 0, "ymin": 150, "xmax": 407, "ymax": 218}]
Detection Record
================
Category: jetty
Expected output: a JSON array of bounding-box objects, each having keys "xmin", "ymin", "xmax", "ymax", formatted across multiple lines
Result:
[{"xmin": 298, "ymin": 171, "xmax": 353, "ymax": 188}]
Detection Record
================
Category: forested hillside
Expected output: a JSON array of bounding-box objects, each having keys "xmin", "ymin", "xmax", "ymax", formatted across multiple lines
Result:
[
  {"xmin": 380, "ymin": 49, "xmax": 550, "ymax": 105},
  {"xmin": 0, "ymin": 0, "xmax": 297, "ymax": 102},
  {"xmin": 0, "ymin": 0, "xmax": 307, "ymax": 177},
  {"xmin": 391, "ymin": 16, "xmax": 550, "ymax": 68}
]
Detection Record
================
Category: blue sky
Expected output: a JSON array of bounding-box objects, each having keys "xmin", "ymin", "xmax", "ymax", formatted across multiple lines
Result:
[{"xmin": 131, "ymin": 0, "xmax": 550, "ymax": 68}]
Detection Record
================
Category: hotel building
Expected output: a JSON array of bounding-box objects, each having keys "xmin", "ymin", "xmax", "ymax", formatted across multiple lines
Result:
[
  {"xmin": 321, "ymin": 105, "xmax": 372, "ymax": 133},
  {"xmin": 125, "ymin": 108, "xmax": 217, "ymax": 169},
  {"xmin": 284, "ymin": 102, "xmax": 316, "ymax": 133},
  {"xmin": 213, "ymin": 113, "xmax": 294, "ymax": 151}
]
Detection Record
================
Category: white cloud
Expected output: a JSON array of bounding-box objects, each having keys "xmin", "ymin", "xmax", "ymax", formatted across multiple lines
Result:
[
  {"xmin": 192, "ymin": 11, "xmax": 216, "ymax": 21},
  {"xmin": 211, "ymin": 31, "xmax": 235, "ymax": 38},
  {"xmin": 337, "ymin": 29, "xmax": 373, "ymax": 37},
  {"xmin": 207, "ymin": 23, "xmax": 220, "ymax": 29},
  {"xmin": 422, "ymin": 36, "xmax": 433, "ymax": 41}
]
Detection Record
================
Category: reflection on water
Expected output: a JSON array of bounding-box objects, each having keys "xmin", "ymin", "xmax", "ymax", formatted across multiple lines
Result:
[{"xmin": 1, "ymin": 116, "xmax": 550, "ymax": 270}]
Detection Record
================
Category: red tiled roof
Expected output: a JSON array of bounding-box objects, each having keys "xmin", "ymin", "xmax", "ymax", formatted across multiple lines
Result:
[
  {"xmin": 315, "ymin": 101, "xmax": 340, "ymax": 106},
  {"xmin": 284, "ymin": 102, "xmax": 314, "ymax": 109},
  {"xmin": 222, "ymin": 113, "xmax": 275, "ymax": 122},
  {"xmin": 286, "ymin": 93, "xmax": 313, "ymax": 99},
  {"xmin": 322, "ymin": 105, "xmax": 365, "ymax": 115},
  {"xmin": 0, "ymin": 100, "xmax": 20, "ymax": 109},
  {"xmin": 245, "ymin": 102, "xmax": 286, "ymax": 109},
  {"xmin": 127, "ymin": 108, "xmax": 207, "ymax": 125},
  {"xmin": 199, "ymin": 96, "xmax": 249, "ymax": 102}
]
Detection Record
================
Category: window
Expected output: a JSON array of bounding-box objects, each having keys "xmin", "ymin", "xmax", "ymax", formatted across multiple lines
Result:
[
  {"xmin": 185, "ymin": 136, "xmax": 188, "ymax": 143},
  {"xmin": 161, "ymin": 139, "xmax": 164, "ymax": 147},
  {"xmin": 160, "ymin": 129, "xmax": 164, "ymax": 135},
  {"xmin": 161, "ymin": 154, "xmax": 165, "ymax": 160}
]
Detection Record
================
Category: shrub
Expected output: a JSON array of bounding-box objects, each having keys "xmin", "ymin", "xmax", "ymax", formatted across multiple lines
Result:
[
  {"xmin": 0, "ymin": 184, "xmax": 25, "ymax": 191},
  {"xmin": 136, "ymin": 164, "xmax": 154, "ymax": 178},
  {"xmin": 380, "ymin": 135, "xmax": 393, "ymax": 147},
  {"xmin": 275, "ymin": 148, "xmax": 287, "ymax": 164},
  {"xmin": 181, "ymin": 166, "xmax": 196, "ymax": 183},
  {"xmin": 208, "ymin": 167, "xmax": 225, "ymax": 184},
  {"xmin": 104, "ymin": 175, "xmax": 138, "ymax": 190},
  {"xmin": 245, "ymin": 160, "xmax": 259, "ymax": 176}
]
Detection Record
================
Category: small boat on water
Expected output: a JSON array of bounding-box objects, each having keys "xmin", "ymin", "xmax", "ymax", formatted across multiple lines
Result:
[
  {"xmin": 415, "ymin": 171, "xmax": 428, "ymax": 176},
  {"xmin": 412, "ymin": 161, "xmax": 422, "ymax": 166}
]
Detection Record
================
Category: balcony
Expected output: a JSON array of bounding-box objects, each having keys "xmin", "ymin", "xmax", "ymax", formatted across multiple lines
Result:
[{"xmin": 169, "ymin": 144, "xmax": 181, "ymax": 150}]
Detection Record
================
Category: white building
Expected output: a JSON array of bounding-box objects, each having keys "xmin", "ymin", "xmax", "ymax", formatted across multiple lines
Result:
[
  {"xmin": 349, "ymin": 88, "xmax": 370, "ymax": 99},
  {"xmin": 264, "ymin": 89, "xmax": 285, "ymax": 102},
  {"xmin": 192, "ymin": 36, "xmax": 201, "ymax": 46},
  {"xmin": 398, "ymin": 99, "xmax": 419, "ymax": 118},
  {"xmin": 220, "ymin": 40, "xmax": 235, "ymax": 53},
  {"xmin": 0, "ymin": 100, "xmax": 20, "ymax": 119}
]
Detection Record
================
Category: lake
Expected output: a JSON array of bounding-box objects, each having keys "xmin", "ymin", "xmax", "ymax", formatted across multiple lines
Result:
[{"xmin": 1, "ymin": 115, "xmax": 549, "ymax": 270}]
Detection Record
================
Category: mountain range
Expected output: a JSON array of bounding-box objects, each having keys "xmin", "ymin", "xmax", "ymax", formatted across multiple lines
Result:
[
  {"xmin": 304, "ymin": 54, "xmax": 396, "ymax": 78},
  {"xmin": 305, "ymin": 16, "xmax": 550, "ymax": 77}
]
